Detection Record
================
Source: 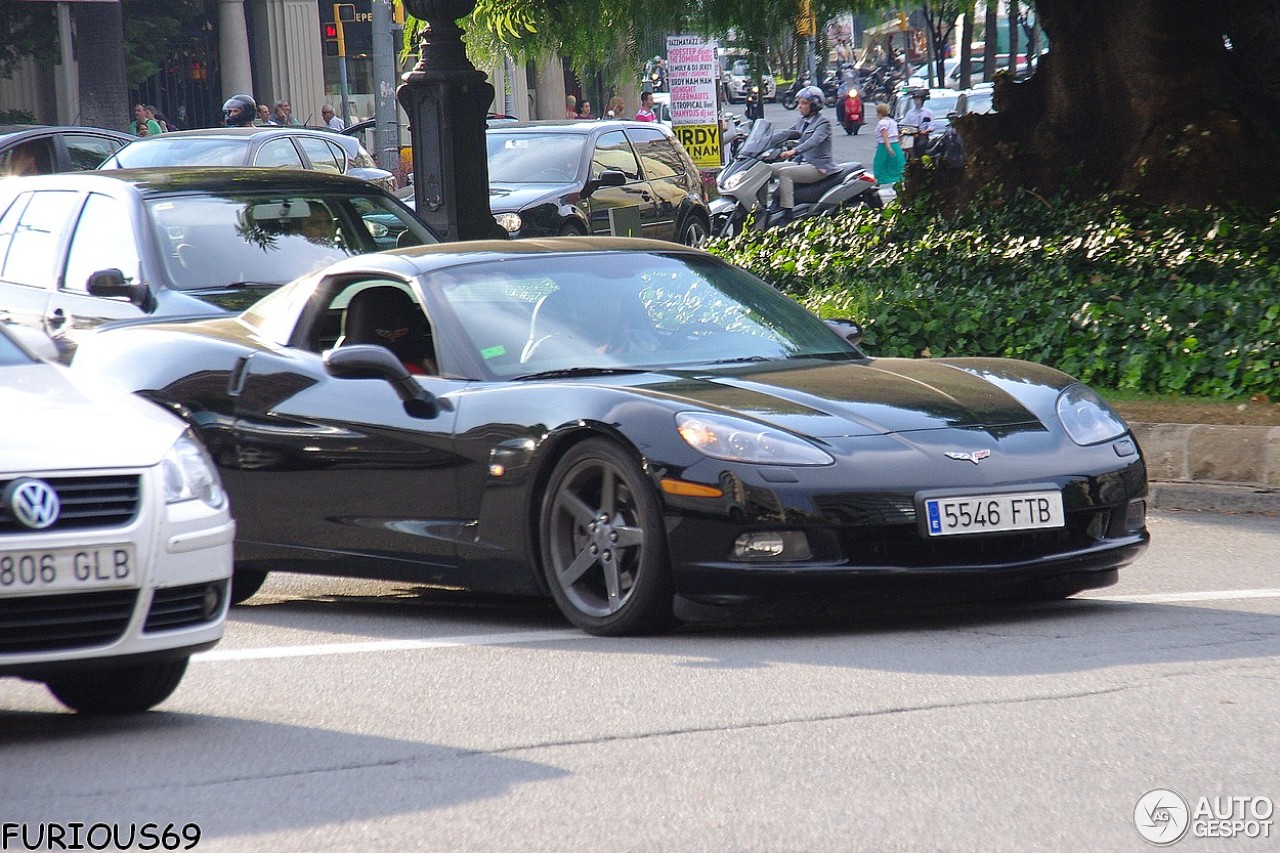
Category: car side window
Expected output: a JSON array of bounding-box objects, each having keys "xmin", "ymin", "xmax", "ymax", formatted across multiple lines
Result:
[
  {"xmin": 63, "ymin": 193, "xmax": 141, "ymax": 293},
  {"xmin": 297, "ymin": 136, "xmax": 343, "ymax": 174},
  {"xmin": 625, "ymin": 127, "xmax": 681, "ymax": 179},
  {"xmin": 254, "ymin": 138, "xmax": 306, "ymax": 169},
  {"xmin": 1, "ymin": 190, "xmax": 79, "ymax": 288},
  {"xmin": 590, "ymin": 131, "xmax": 641, "ymax": 182},
  {"xmin": 64, "ymin": 134, "xmax": 125, "ymax": 171},
  {"xmin": 0, "ymin": 192, "xmax": 30, "ymax": 276}
]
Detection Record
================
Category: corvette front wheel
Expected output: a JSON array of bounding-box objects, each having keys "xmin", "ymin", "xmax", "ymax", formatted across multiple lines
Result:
[{"xmin": 539, "ymin": 439, "xmax": 675, "ymax": 636}]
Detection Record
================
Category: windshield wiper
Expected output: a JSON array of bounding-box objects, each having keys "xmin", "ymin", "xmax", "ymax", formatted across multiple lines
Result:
[
  {"xmin": 707, "ymin": 355, "xmax": 774, "ymax": 365},
  {"xmin": 512, "ymin": 366, "xmax": 649, "ymax": 381}
]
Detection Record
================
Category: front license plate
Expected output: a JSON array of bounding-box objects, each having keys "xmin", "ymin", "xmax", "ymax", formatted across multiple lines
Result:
[
  {"xmin": 0, "ymin": 545, "xmax": 137, "ymax": 595},
  {"xmin": 924, "ymin": 491, "xmax": 1064, "ymax": 537}
]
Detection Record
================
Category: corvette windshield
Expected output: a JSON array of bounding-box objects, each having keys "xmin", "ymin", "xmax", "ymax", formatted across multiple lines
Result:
[
  {"xmin": 106, "ymin": 137, "xmax": 252, "ymax": 168},
  {"xmin": 428, "ymin": 252, "xmax": 858, "ymax": 379},
  {"xmin": 145, "ymin": 191, "xmax": 435, "ymax": 291}
]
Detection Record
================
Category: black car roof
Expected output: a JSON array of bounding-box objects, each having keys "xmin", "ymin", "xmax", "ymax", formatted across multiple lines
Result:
[
  {"xmin": 0, "ymin": 166, "xmax": 386, "ymax": 195},
  {"xmin": 311, "ymin": 236, "xmax": 704, "ymax": 280},
  {"xmin": 487, "ymin": 120, "xmax": 670, "ymax": 134}
]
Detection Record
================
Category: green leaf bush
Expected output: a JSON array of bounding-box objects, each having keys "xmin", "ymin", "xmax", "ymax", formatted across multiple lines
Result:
[{"xmin": 705, "ymin": 194, "xmax": 1280, "ymax": 401}]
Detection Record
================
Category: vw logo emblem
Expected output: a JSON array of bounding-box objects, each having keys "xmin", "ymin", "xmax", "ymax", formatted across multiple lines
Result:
[{"xmin": 4, "ymin": 478, "xmax": 61, "ymax": 530}]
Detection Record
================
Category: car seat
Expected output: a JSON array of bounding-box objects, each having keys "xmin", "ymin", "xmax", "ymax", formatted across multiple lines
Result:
[{"xmin": 339, "ymin": 286, "xmax": 436, "ymax": 374}]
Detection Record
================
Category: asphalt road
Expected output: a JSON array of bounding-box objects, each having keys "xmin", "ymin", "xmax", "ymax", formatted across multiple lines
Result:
[{"xmin": 3, "ymin": 509, "xmax": 1277, "ymax": 852}]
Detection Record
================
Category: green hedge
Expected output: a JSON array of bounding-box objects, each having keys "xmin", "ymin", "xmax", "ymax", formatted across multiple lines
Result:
[{"xmin": 705, "ymin": 195, "xmax": 1280, "ymax": 401}]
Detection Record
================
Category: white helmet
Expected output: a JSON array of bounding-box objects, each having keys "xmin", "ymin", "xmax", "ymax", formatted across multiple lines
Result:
[{"xmin": 798, "ymin": 86, "xmax": 825, "ymax": 108}]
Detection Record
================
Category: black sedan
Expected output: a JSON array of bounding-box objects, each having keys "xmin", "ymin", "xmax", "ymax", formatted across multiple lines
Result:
[
  {"xmin": 0, "ymin": 168, "xmax": 438, "ymax": 362},
  {"xmin": 1, "ymin": 124, "xmax": 132, "ymax": 176},
  {"xmin": 69, "ymin": 239, "xmax": 1150, "ymax": 636},
  {"xmin": 487, "ymin": 121, "xmax": 711, "ymax": 245}
]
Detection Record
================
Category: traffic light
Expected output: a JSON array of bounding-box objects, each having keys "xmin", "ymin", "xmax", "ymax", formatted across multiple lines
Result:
[
  {"xmin": 335, "ymin": 3, "xmax": 356, "ymax": 23},
  {"xmin": 322, "ymin": 21, "xmax": 343, "ymax": 57}
]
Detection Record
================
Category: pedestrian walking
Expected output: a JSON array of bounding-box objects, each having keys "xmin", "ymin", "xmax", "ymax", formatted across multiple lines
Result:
[
  {"xmin": 321, "ymin": 104, "xmax": 345, "ymax": 130},
  {"xmin": 872, "ymin": 102, "xmax": 905, "ymax": 185}
]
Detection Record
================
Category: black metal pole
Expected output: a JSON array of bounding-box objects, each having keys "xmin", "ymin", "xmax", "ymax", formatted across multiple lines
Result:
[{"xmin": 397, "ymin": 0, "xmax": 507, "ymax": 242}]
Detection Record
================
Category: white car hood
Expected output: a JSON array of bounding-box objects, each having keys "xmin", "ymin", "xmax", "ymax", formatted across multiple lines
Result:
[{"xmin": 1, "ymin": 363, "xmax": 184, "ymax": 473}]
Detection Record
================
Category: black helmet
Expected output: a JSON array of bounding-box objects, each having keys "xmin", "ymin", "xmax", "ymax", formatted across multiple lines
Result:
[{"xmin": 222, "ymin": 93, "xmax": 256, "ymax": 127}]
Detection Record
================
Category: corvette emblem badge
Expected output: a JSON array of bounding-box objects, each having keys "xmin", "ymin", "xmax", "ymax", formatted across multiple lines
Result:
[{"xmin": 945, "ymin": 450, "xmax": 991, "ymax": 465}]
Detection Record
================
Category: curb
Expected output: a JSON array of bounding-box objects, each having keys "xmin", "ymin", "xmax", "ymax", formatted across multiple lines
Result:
[
  {"xmin": 1147, "ymin": 482, "xmax": 1280, "ymax": 515},
  {"xmin": 1131, "ymin": 423, "xmax": 1280, "ymax": 515}
]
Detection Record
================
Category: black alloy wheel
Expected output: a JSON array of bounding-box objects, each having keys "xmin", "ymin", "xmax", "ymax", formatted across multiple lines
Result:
[
  {"xmin": 539, "ymin": 439, "xmax": 675, "ymax": 636},
  {"xmin": 678, "ymin": 214, "xmax": 709, "ymax": 247}
]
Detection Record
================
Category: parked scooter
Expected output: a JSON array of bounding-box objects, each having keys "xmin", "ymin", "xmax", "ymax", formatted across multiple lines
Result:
[
  {"xmin": 718, "ymin": 109, "xmax": 751, "ymax": 161},
  {"xmin": 709, "ymin": 119, "xmax": 881, "ymax": 237}
]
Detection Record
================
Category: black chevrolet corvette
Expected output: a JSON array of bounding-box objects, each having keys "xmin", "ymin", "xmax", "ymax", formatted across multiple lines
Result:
[{"xmin": 70, "ymin": 238, "xmax": 1149, "ymax": 635}]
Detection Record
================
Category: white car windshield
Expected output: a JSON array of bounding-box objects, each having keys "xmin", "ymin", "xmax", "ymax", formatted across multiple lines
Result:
[{"xmin": 107, "ymin": 138, "xmax": 252, "ymax": 168}]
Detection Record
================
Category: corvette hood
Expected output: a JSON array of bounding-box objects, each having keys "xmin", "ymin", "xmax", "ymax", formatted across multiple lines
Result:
[
  {"xmin": 650, "ymin": 359, "xmax": 1046, "ymax": 438},
  {"xmin": 489, "ymin": 183, "xmax": 573, "ymax": 212},
  {"xmin": 0, "ymin": 363, "xmax": 184, "ymax": 472}
]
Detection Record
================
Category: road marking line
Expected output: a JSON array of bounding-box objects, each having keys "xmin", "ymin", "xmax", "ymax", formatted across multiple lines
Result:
[
  {"xmin": 1089, "ymin": 588, "xmax": 1280, "ymax": 604},
  {"xmin": 194, "ymin": 629, "xmax": 593, "ymax": 662},
  {"xmin": 193, "ymin": 590, "xmax": 1280, "ymax": 663}
]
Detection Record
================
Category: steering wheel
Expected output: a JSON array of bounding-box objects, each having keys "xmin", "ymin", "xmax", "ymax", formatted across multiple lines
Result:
[{"xmin": 520, "ymin": 333, "xmax": 592, "ymax": 363}]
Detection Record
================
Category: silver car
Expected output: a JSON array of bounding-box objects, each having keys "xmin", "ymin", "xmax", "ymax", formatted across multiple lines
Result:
[{"xmin": 0, "ymin": 325, "xmax": 233, "ymax": 713}]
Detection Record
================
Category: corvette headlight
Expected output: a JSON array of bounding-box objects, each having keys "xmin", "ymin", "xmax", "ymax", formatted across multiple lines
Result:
[
  {"xmin": 162, "ymin": 431, "xmax": 226, "ymax": 508},
  {"xmin": 676, "ymin": 412, "xmax": 832, "ymax": 466},
  {"xmin": 494, "ymin": 212, "xmax": 522, "ymax": 234},
  {"xmin": 1057, "ymin": 385, "xmax": 1128, "ymax": 446}
]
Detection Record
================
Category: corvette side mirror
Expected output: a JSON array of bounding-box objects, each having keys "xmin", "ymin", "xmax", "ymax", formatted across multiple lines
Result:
[{"xmin": 323, "ymin": 344, "xmax": 443, "ymax": 418}]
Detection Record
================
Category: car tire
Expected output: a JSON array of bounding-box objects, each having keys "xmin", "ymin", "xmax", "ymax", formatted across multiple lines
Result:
[
  {"xmin": 229, "ymin": 567, "xmax": 269, "ymax": 605},
  {"xmin": 678, "ymin": 214, "xmax": 709, "ymax": 247},
  {"xmin": 539, "ymin": 438, "xmax": 675, "ymax": 636},
  {"xmin": 45, "ymin": 659, "xmax": 189, "ymax": 714},
  {"xmin": 558, "ymin": 222, "xmax": 587, "ymax": 237}
]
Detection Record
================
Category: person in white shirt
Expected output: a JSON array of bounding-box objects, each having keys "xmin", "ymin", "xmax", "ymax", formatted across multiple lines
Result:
[
  {"xmin": 321, "ymin": 104, "xmax": 345, "ymax": 131},
  {"xmin": 899, "ymin": 90, "xmax": 934, "ymax": 160}
]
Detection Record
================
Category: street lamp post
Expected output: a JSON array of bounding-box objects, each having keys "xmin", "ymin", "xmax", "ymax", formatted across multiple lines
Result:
[{"xmin": 397, "ymin": 0, "xmax": 506, "ymax": 241}]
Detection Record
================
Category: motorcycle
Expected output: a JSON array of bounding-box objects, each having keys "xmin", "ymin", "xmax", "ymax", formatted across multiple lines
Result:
[
  {"xmin": 708, "ymin": 119, "xmax": 881, "ymax": 237},
  {"xmin": 718, "ymin": 109, "xmax": 751, "ymax": 161},
  {"xmin": 780, "ymin": 75, "xmax": 809, "ymax": 111},
  {"xmin": 837, "ymin": 86, "xmax": 864, "ymax": 135}
]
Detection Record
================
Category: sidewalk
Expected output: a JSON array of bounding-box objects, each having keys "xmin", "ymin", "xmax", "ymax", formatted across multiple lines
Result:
[{"xmin": 1132, "ymin": 422, "xmax": 1280, "ymax": 515}]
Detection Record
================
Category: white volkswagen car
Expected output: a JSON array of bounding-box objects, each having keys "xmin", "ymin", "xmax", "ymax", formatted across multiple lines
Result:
[{"xmin": 0, "ymin": 325, "xmax": 233, "ymax": 713}]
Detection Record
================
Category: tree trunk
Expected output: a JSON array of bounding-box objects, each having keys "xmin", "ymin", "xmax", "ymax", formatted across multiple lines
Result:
[
  {"xmin": 983, "ymin": 4, "xmax": 997, "ymax": 81},
  {"xmin": 1007, "ymin": 0, "xmax": 1019, "ymax": 72},
  {"xmin": 72, "ymin": 2, "xmax": 127, "ymax": 131},
  {"xmin": 959, "ymin": 7, "xmax": 974, "ymax": 90},
  {"xmin": 951, "ymin": 0, "xmax": 1280, "ymax": 209}
]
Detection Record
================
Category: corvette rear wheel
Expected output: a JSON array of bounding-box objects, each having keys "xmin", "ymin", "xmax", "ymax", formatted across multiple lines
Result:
[{"xmin": 539, "ymin": 439, "xmax": 674, "ymax": 636}]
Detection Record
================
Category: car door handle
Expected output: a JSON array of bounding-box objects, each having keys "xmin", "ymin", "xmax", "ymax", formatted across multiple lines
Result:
[
  {"xmin": 46, "ymin": 308, "xmax": 66, "ymax": 330},
  {"xmin": 640, "ymin": 192, "xmax": 652, "ymax": 202}
]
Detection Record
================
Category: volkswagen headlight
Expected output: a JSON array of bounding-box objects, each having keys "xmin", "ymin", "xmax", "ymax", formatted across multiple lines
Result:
[
  {"xmin": 494, "ymin": 212, "xmax": 522, "ymax": 234},
  {"xmin": 676, "ymin": 412, "xmax": 832, "ymax": 466},
  {"xmin": 162, "ymin": 431, "xmax": 226, "ymax": 508},
  {"xmin": 1057, "ymin": 385, "xmax": 1128, "ymax": 446}
]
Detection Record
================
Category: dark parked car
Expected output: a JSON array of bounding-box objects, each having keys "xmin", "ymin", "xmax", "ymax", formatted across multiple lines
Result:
[
  {"xmin": 0, "ymin": 168, "xmax": 438, "ymax": 362},
  {"xmin": 487, "ymin": 120, "xmax": 711, "ymax": 245},
  {"xmin": 70, "ymin": 239, "xmax": 1150, "ymax": 636},
  {"xmin": 100, "ymin": 126, "xmax": 397, "ymax": 192},
  {"xmin": 1, "ymin": 124, "xmax": 132, "ymax": 177}
]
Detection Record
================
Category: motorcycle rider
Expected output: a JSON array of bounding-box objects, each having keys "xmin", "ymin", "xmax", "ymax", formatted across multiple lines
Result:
[
  {"xmin": 221, "ymin": 93, "xmax": 258, "ymax": 128},
  {"xmin": 769, "ymin": 85, "xmax": 835, "ymax": 226},
  {"xmin": 900, "ymin": 89, "xmax": 934, "ymax": 161}
]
